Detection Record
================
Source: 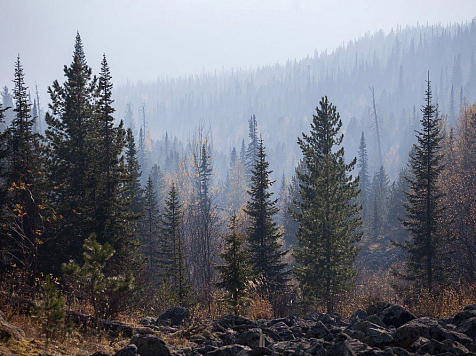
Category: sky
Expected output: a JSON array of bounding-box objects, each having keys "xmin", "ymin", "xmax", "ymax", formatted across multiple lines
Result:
[{"xmin": 1, "ymin": 0, "xmax": 476, "ymax": 94}]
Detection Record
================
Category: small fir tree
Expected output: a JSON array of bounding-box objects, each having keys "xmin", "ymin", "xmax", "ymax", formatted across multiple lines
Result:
[
  {"xmin": 32, "ymin": 276, "xmax": 66, "ymax": 343},
  {"xmin": 244, "ymin": 137, "xmax": 289, "ymax": 295},
  {"xmin": 216, "ymin": 214, "xmax": 251, "ymax": 315}
]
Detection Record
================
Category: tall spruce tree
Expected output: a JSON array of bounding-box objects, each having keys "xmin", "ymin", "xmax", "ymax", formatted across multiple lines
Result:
[
  {"xmin": 370, "ymin": 166, "xmax": 389, "ymax": 239},
  {"xmin": 5, "ymin": 56, "xmax": 48, "ymax": 282},
  {"xmin": 161, "ymin": 183, "xmax": 189, "ymax": 305},
  {"xmin": 245, "ymin": 115, "xmax": 259, "ymax": 178},
  {"xmin": 140, "ymin": 175, "xmax": 161, "ymax": 279},
  {"xmin": 398, "ymin": 74, "xmax": 448, "ymax": 293},
  {"xmin": 216, "ymin": 214, "xmax": 251, "ymax": 315},
  {"xmin": 358, "ymin": 131, "xmax": 370, "ymax": 223},
  {"xmin": 244, "ymin": 137, "xmax": 288, "ymax": 294},
  {"xmin": 293, "ymin": 96, "xmax": 361, "ymax": 313},
  {"xmin": 44, "ymin": 32, "xmax": 98, "ymax": 270}
]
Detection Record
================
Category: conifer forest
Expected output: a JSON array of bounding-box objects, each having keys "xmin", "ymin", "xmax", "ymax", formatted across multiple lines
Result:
[{"xmin": 2, "ymin": 2, "xmax": 476, "ymax": 355}]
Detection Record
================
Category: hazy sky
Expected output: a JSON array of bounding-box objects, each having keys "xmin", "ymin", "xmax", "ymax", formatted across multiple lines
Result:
[{"xmin": 1, "ymin": 0, "xmax": 476, "ymax": 93}]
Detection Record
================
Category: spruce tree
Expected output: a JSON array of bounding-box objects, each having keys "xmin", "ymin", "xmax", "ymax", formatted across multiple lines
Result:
[
  {"xmin": 5, "ymin": 55, "xmax": 48, "ymax": 283},
  {"xmin": 244, "ymin": 137, "xmax": 288, "ymax": 294},
  {"xmin": 62, "ymin": 234, "xmax": 133, "ymax": 319},
  {"xmin": 293, "ymin": 96, "xmax": 361, "ymax": 313},
  {"xmin": 44, "ymin": 32, "xmax": 98, "ymax": 270},
  {"xmin": 161, "ymin": 183, "xmax": 189, "ymax": 305},
  {"xmin": 32, "ymin": 276, "xmax": 66, "ymax": 343},
  {"xmin": 216, "ymin": 214, "xmax": 251, "ymax": 315},
  {"xmin": 398, "ymin": 74, "xmax": 448, "ymax": 293},
  {"xmin": 141, "ymin": 175, "xmax": 161, "ymax": 276},
  {"xmin": 358, "ymin": 131, "xmax": 370, "ymax": 222},
  {"xmin": 369, "ymin": 166, "xmax": 389, "ymax": 239},
  {"xmin": 125, "ymin": 128, "xmax": 143, "ymax": 216},
  {"xmin": 245, "ymin": 115, "xmax": 259, "ymax": 179}
]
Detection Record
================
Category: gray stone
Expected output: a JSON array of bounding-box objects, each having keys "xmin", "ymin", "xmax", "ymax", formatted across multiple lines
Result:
[
  {"xmin": 130, "ymin": 334, "xmax": 171, "ymax": 356},
  {"xmin": 114, "ymin": 344, "xmax": 137, "ymax": 356},
  {"xmin": 207, "ymin": 344, "xmax": 252, "ymax": 356},
  {"xmin": 158, "ymin": 306, "xmax": 190, "ymax": 326}
]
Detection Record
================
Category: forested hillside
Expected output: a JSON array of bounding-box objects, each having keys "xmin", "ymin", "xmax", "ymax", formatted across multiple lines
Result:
[{"xmin": 109, "ymin": 20, "xmax": 476, "ymax": 181}]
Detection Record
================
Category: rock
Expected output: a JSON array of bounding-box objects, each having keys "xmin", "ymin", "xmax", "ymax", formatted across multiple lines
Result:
[
  {"xmin": 367, "ymin": 302, "xmax": 392, "ymax": 317},
  {"xmin": 236, "ymin": 328, "xmax": 273, "ymax": 348},
  {"xmin": 158, "ymin": 306, "xmax": 190, "ymax": 327},
  {"xmin": 0, "ymin": 311, "xmax": 24, "ymax": 341},
  {"xmin": 271, "ymin": 339, "xmax": 325, "ymax": 355},
  {"xmin": 350, "ymin": 309, "xmax": 368, "ymax": 324},
  {"xmin": 393, "ymin": 317, "xmax": 439, "ymax": 348},
  {"xmin": 269, "ymin": 321, "xmax": 294, "ymax": 341},
  {"xmin": 416, "ymin": 339, "xmax": 469, "ymax": 355},
  {"xmin": 325, "ymin": 339, "xmax": 374, "ymax": 355},
  {"xmin": 452, "ymin": 309, "xmax": 476, "ymax": 326},
  {"xmin": 247, "ymin": 346, "xmax": 272, "ymax": 355},
  {"xmin": 305, "ymin": 321, "xmax": 330, "ymax": 339},
  {"xmin": 114, "ymin": 344, "xmax": 137, "ymax": 356},
  {"xmin": 366, "ymin": 315, "xmax": 386, "ymax": 328},
  {"xmin": 91, "ymin": 353, "xmax": 109, "ymax": 356},
  {"xmin": 207, "ymin": 344, "xmax": 252, "ymax": 356},
  {"xmin": 380, "ymin": 346, "xmax": 411, "ymax": 356},
  {"xmin": 218, "ymin": 315, "xmax": 256, "ymax": 329},
  {"xmin": 130, "ymin": 334, "xmax": 171, "ymax": 356},
  {"xmin": 456, "ymin": 316, "xmax": 476, "ymax": 338},
  {"xmin": 379, "ymin": 305, "xmax": 415, "ymax": 328},
  {"xmin": 140, "ymin": 316, "xmax": 158, "ymax": 326}
]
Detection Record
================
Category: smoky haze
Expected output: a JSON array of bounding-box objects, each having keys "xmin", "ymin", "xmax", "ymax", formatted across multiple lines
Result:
[{"xmin": 1, "ymin": 0, "xmax": 475, "ymax": 87}]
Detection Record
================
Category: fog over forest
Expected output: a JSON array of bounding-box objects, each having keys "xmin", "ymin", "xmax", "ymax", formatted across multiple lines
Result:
[{"xmin": 3, "ymin": 3, "xmax": 476, "ymax": 355}]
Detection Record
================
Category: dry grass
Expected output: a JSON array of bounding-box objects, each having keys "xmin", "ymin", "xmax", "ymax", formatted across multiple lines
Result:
[{"xmin": 3, "ymin": 313, "xmax": 130, "ymax": 356}]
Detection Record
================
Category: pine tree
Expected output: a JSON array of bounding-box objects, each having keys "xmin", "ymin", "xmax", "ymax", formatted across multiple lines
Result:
[
  {"xmin": 240, "ymin": 138, "xmax": 246, "ymax": 165},
  {"xmin": 32, "ymin": 276, "xmax": 66, "ymax": 343},
  {"xmin": 44, "ymin": 32, "xmax": 98, "ymax": 270},
  {"xmin": 244, "ymin": 137, "xmax": 288, "ymax": 294},
  {"xmin": 398, "ymin": 74, "xmax": 448, "ymax": 293},
  {"xmin": 216, "ymin": 214, "xmax": 251, "ymax": 315},
  {"xmin": 245, "ymin": 115, "xmax": 259, "ymax": 178},
  {"xmin": 293, "ymin": 96, "xmax": 361, "ymax": 313},
  {"xmin": 150, "ymin": 164, "xmax": 165, "ymax": 206},
  {"xmin": 369, "ymin": 166, "xmax": 389, "ymax": 239},
  {"xmin": 141, "ymin": 175, "xmax": 161, "ymax": 278},
  {"xmin": 62, "ymin": 234, "xmax": 133, "ymax": 319},
  {"xmin": 4, "ymin": 55, "xmax": 48, "ymax": 283},
  {"xmin": 358, "ymin": 132, "xmax": 370, "ymax": 222},
  {"xmin": 161, "ymin": 183, "xmax": 189, "ymax": 305},
  {"xmin": 124, "ymin": 128, "xmax": 143, "ymax": 216},
  {"xmin": 1, "ymin": 86, "xmax": 14, "ymax": 129}
]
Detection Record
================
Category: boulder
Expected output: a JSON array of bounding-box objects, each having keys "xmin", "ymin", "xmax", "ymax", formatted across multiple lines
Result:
[
  {"xmin": 379, "ymin": 305, "xmax": 415, "ymax": 328},
  {"xmin": 416, "ymin": 339, "xmax": 469, "ymax": 355},
  {"xmin": 207, "ymin": 344, "xmax": 252, "ymax": 356},
  {"xmin": 305, "ymin": 321, "xmax": 330, "ymax": 339},
  {"xmin": 217, "ymin": 315, "xmax": 256, "ymax": 329},
  {"xmin": 237, "ymin": 328, "xmax": 273, "ymax": 348},
  {"xmin": 269, "ymin": 321, "xmax": 295, "ymax": 341},
  {"xmin": 350, "ymin": 309, "xmax": 368, "ymax": 324},
  {"xmin": 130, "ymin": 334, "xmax": 171, "ymax": 356},
  {"xmin": 271, "ymin": 339, "xmax": 326, "ymax": 355},
  {"xmin": 456, "ymin": 316, "xmax": 476, "ymax": 338},
  {"xmin": 325, "ymin": 339, "xmax": 374, "ymax": 355},
  {"xmin": 158, "ymin": 306, "xmax": 190, "ymax": 326},
  {"xmin": 114, "ymin": 344, "xmax": 137, "ymax": 356},
  {"xmin": 140, "ymin": 316, "xmax": 158, "ymax": 326}
]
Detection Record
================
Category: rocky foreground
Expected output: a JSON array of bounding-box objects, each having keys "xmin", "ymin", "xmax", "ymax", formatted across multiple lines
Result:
[{"xmin": 100, "ymin": 303, "xmax": 476, "ymax": 356}]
